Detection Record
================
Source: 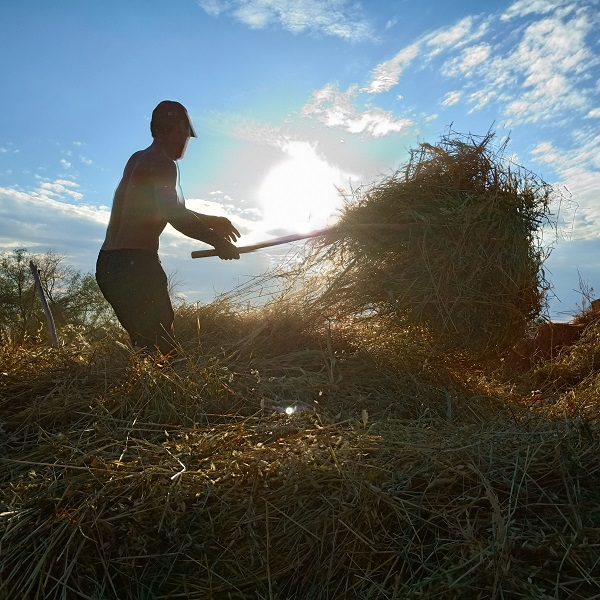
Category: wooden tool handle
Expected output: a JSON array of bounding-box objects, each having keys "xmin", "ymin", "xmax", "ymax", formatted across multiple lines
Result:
[
  {"xmin": 190, "ymin": 223, "xmax": 411, "ymax": 259},
  {"xmin": 191, "ymin": 226, "xmax": 338, "ymax": 259}
]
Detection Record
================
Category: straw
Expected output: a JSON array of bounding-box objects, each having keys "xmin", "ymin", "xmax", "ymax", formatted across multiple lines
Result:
[{"xmin": 296, "ymin": 130, "xmax": 556, "ymax": 354}]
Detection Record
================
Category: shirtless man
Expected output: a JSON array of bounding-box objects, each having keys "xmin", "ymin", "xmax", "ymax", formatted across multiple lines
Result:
[{"xmin": 96, "ymin": 100, "xmax": 240, "ymax": 355}]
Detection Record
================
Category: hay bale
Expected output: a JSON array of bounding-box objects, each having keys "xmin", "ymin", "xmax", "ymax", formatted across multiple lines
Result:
[{"xmin": 311, "ymin": 131, "xmax": 554, "ymax": 353}]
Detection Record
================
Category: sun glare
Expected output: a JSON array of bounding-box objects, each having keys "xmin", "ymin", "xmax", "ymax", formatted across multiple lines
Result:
[{"xmin": 258, "ymin": 141, "xmax": 352, "ymax": 234}]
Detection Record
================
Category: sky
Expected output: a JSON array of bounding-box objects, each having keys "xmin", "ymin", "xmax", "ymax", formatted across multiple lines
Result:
[{"xmin": 0, "ymin": 0, "xmax": 598, "ymax": 319}]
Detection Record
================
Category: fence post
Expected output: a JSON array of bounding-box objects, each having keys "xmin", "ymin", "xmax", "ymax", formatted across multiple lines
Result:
[{"xmin": 29, "ymin": 261, "xmax": 58, "ymax": 348}]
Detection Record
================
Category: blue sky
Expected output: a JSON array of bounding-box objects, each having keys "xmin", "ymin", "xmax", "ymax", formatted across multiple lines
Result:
[{"xmin": 0, "ymin": 0, "xmax": 598, "ymax": 319}]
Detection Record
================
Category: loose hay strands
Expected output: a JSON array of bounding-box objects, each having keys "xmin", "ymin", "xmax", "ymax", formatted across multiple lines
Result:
[
  {"xmin": 0, "ymin": 134, "xmax": 597, "ymax": 600},
  {"xmin": 302, "ymin": 130, "xmax": 555, "ymax": 354},
  {"xmin": 520, "ymin": 317, "xmax": 600, "ymax": 422},
  {"xmin": 1, "ymin": 402, "xmax": 599, "ymax": 599},
  {"xmin": 1, "ymin": 318, "xmax": 599, "ymax": 599}
]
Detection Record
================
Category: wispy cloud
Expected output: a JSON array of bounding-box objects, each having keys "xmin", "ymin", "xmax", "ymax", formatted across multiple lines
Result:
[
  {"xmin": 467, "ymin": 89, "xmax": 496, "ymax": 112},
  {"xmin": 0, "ymin": 184, "xmax": 109, "ymax": 272},
  {"xmin": 0, "ymin": 142, "xmax": 19, "ymax": 154},
  {"xmin": 176, "ymin": 196, "xmax": 260, "ymax": 239},
  {"xmin": 497, "ymin": 12, "xmax": 597, "ymax": 124},
  {"xmin": 197, "ymin": 0, "xmax": 374, "ymax": 41},
  {"xmin": 363, "ymin": 16, "xmax": 490, "ymax": 94},
  {"xmin": 38, "ymin": 179, "xmax": 84, "ymax": 201},
  {"xmin": 425, "ymin": 16, "xmax": 489, "ymax": 58},
  {"xmin": 302, "ymin": 84, "xmax": 412, "ymax": 137},
  {"xmin": 363, "ymin": 44, "xmax": 420, "ymax": 94},
  {"xmin": 531, "ymin": 131, "xmax": 600, "ymax": 240},
  {"xmin": 441, "ymin": 91, "xmax": 462, "ymax": 107},
  {"xmin": 360, "ymin": 1, "xmax": 597, "ymax": 127},
  {"xmin": 500, "ymin": 0, "xmax": 576, "ymax": 21},
  {"xmin": 301, "ymin": 12, "xmax": 495, "ymax": 134},
  {"xmin": 385, "ymin": 17, "xmax": 398, "ymax": 30},
  {"xmin": 427, "ymin": 3, "xmax": 600, "ymax": 125},
  {"xmin": 0, "ymin": 182, "xmax": 265, "ymax": 297},
  {"xmin": 442, "ymin": 43, "xmax": 491, "ymax": 77}
]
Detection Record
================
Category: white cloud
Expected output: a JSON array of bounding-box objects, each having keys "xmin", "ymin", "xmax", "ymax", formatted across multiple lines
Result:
[
  {"xmin": 38, "ymin": 179, "xmax": 84, "ymax": 201},
  {"xmin": 363, "ymin": 16, "xmax": 490, "ymax": 95},
  {"xmin": 0, "ymin": 183, "xmax": 267, "ymax": 300},
  {"xmin": 302, "ymin": 84, "xmax": 413, "ymax": 137},
  {"xmin": 442, "ymin": 43, "xmax": 491, "ymax": 77},
  {"xmin": 182, "ymin": 196, "xmax": 261, "ymax": 237},
  {"xmin": 197, "ymin": 0, "xmax": 228, "ymax": 17},
  {"xmin": 385, "ymin": 17, "xmax": 398, "ymax": 30},
  {"xmin": 441, "ymin": 91, "xmax": 462, "ymax": 107},
  {"xmin": 501, "ymin": 0, "xmax": 576, "ymax": 21},
  {"xmin": 197, "ymin": 0, "xmax": 373, "ymax": 41},
  {"xmin": 60, "ymin": 159, "xmax": 71, "ymax": 169},
  {"xmin": 425, "ymin": 16, "xmax": 489, "ymax": 58},
  {"xmin": 363, "ymin": 44, "xmax": 420, "ymax": 94},
  {"xmin": 587, "ymin": 108, "xmax": 600, "ymax": 118},
  {"xmin": 499, "ymin": 13, "xmax": 596, "ymax": 124},
  {"xmin": 531, "ymin": 133, "xmax": 600, "ymax": 240},
  {"xmin": 0, "ymin": 184, "xmax": 109, "ymax": 274},
  {"xmin": 435, "ymin": 6, "xmax": 598, "ymax": 125},
  {"xmin": 467, "ymin": 89, "xmax": 496, "ymax": 111}
]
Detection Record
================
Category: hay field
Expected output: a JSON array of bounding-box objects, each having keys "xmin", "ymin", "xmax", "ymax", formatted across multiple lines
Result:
[
  {"xmin": 1, "ymin": 133, "xmax": 599, "ymax": 599},
  {"xmin": 1, "ymin": 297, "xmax": 599, "ymax": 600}
]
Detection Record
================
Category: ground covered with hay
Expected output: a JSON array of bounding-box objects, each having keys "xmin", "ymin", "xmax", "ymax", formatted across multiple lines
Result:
[
  {"xmin": 2, "ymin": 297, "xmax": 599, "ymax": 600},
  {"xmin": 1, "ymin": 132, "xmax": 599, "ymax": 599}
]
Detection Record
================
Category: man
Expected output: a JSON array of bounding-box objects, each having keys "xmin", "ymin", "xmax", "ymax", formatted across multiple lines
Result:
[{"xmin": 96, "ymin": 100, "xmax": 240, "ymax": 355}]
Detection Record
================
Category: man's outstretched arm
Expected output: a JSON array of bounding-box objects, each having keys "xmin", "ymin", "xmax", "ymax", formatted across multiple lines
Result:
[
  {"xmin": 150, "ymin": 159, "xmax": 240, "ymax": 260},
  {"xmin": 168, "ymin": 206, "xmax": 240, "ymax": 260}
]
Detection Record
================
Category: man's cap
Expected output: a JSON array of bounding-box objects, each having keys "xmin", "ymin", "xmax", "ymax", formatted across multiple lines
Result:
[{"xmin": 151, "ymin": 100, "xmax": 197, "ymax": 137}]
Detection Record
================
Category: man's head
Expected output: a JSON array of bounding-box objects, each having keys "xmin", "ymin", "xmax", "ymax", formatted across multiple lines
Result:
[
  {"xmin": 151, "ymin": 101, "xmax": 197, "ymax": 139},
  {"xmin": 151, "ymin": 101, "xmax": 196, "ymax": 160}
]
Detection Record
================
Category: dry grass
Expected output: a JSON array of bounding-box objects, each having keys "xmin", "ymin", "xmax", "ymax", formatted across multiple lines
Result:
[
  {"xmin": 292, "ymin": 130, "xmax": 556, "ymax": 355},
  {"xmin": 1, "ymin": 131, "xmax": 598, "ymax": 599},
  {"xmin": 1, "ymin": 298, "xmax": 599, "ymax": 600}
]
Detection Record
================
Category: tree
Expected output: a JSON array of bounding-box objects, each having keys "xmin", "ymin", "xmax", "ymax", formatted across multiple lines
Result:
[{"xmin": 0, "ymin": 248, "xmax": 114, "ymax": 343}]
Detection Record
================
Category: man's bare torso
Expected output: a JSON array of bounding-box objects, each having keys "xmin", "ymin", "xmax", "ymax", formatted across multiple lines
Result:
[{"xmin": 101, "ymin": 144, "xmax": 179, "ymax": 252}]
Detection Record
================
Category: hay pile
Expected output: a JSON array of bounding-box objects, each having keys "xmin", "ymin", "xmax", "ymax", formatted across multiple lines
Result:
[
  {"xmin": 306, "ymin": 131, "xmax": 554, "ymax": 353},
  {"xmin": 1, "ymin": 303, "xmax": 599, "ymax": 600}
]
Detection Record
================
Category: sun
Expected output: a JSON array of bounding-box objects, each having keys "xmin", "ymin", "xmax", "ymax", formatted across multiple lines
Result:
[{"xmin": 258, "ymin": 141, "xmax": 352, "ymax": 234}]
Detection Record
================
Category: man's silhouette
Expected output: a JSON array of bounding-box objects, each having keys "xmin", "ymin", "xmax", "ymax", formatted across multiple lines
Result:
[{"xmin": 96, "ymin": 100, "xmax": 240, "ymax": 355}]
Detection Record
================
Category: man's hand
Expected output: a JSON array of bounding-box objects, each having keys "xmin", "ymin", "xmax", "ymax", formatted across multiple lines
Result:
[
  {"xmin": 169, "ymin": 209, "xmax": 241, "ymax": 256},
  {"xmin": 214, "ymin": 238, "xmax": 240, "ymax": 260},
  {"xmin": 206, "ymin": 216, "xmax": 241, "ymax": 243}
]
